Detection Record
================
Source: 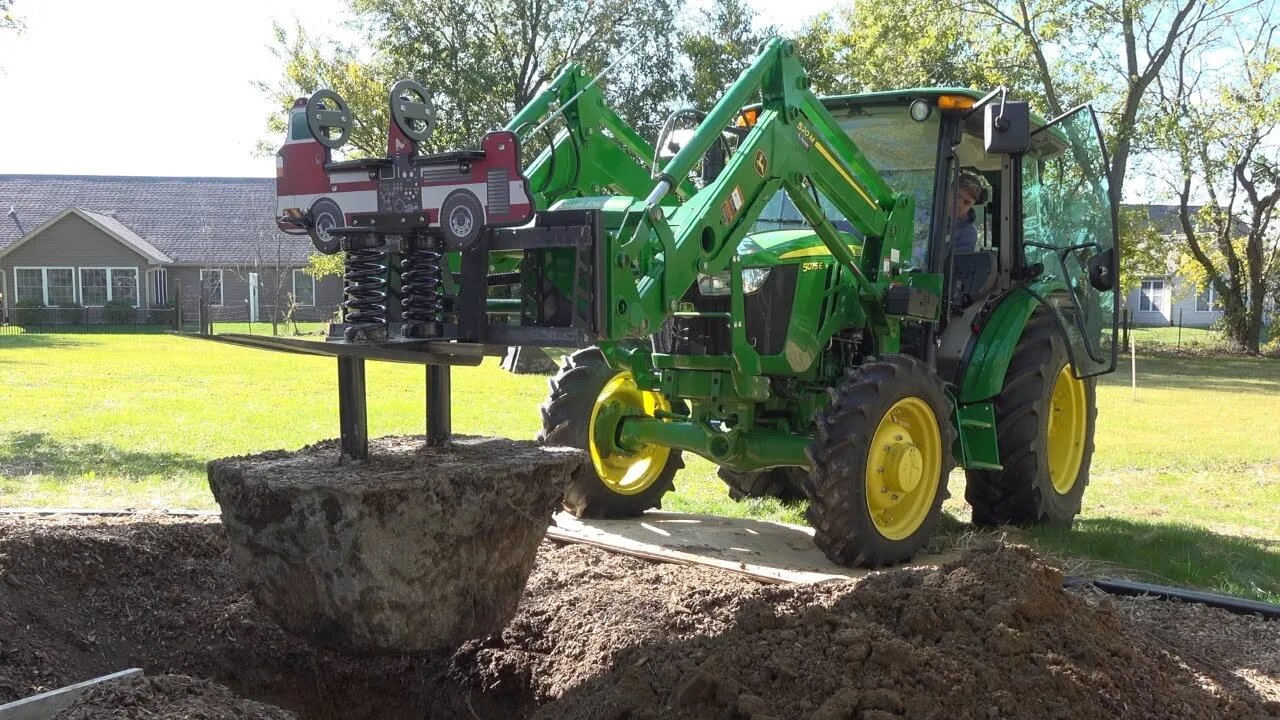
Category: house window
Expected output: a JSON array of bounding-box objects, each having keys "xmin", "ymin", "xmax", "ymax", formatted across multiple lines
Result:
[
  {"xmin": 292, "ymin": 269, "xmax": 315, "ymax": 306},
  {"xmin": 81, "ymin": 269, "xmax": 108, "ymax": 306},
  {"xmin": 200, "ymin": 269, "xmax": 224, "ymax": 306},
  {"xmin": 14, "ymin": 267, "xmax": 76, "ymax": 306},
  {"xmin": 14, "ymin": 268, "xmax": 44, "ymax": 304},
  {"xmin": 1139, "ymin": 279, "xmax": 1166, "ymax": 313},
  {"xmin": 1196, "ymin": 283, "xmax": 1222, "ymax": 312},
  {"xmin": 79, "ymin": 268, "xmax": 139, "ymax": 307},
  {"xmin": 148, "ymin": 268, "xmax": 168, "ymax": 306}
]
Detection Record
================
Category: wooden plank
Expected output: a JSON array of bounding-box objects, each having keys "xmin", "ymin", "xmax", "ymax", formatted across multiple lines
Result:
[{"xmin": 0, "ymin": 669, "xmax": 143, "ymax": 720}]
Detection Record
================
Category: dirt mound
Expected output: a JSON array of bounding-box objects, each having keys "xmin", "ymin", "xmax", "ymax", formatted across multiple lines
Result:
[
  {"xmin": 1, "ymin": 515, "xmax": 1276, "ymax": 720},
  {"xmin": 478, "ymin": 542, "xmax": 1279, "ymax": 719},
  {"xmin": 52, "ymin": 674, "xmax": 296, "ymax": 719}
]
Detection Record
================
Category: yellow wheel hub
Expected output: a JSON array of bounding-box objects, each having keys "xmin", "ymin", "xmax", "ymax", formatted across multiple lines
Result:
[
  {"xmin": 1047, "ymin": 364, "xmax": 1087, "ymax": 494},
  {"xmin": 588, "ymin": 372, "xmax": 672, "ymax": 496},
  {"xmin": 865, "ymin": 397, "xmax": 942, "ymax": 541}
]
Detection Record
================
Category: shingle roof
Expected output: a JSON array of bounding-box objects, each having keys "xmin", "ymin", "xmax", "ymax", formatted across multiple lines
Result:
[
  {"xmin": 77, "ymin": 209, "xmax": 173, "ymax": 263},
  {"xmin": 0, "ymin": 175, "xmax": 312, "ymax": 265}
]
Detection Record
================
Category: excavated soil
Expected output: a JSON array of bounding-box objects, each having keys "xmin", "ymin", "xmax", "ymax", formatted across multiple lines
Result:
[
  {"xmin": 0, "ymin": 513, "xmax": 1277, "ymax": 720},
  {"xmin": 52, "ymin": 674, "xmax": 297, "ymax": 719}
]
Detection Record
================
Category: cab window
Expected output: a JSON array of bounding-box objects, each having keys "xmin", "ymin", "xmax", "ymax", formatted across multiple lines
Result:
[
  {"xmin": 752, "ymin": 103, "xmax": 942, "ymax": 265},
  {"xmin": 289, "ymin": 111, "xmax": 313, "ymax": 142}
]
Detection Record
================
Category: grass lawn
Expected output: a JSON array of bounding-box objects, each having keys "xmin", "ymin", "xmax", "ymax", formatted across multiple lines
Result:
[{"xmin": 1, "ymin": 332, "xmax": 1277, "ymax": 601}]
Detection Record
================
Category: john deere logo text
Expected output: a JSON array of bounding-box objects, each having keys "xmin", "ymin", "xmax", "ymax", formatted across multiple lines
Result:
[{"xmin": 754, "ymin": 150, "xmax": 768, "ymax": 176}]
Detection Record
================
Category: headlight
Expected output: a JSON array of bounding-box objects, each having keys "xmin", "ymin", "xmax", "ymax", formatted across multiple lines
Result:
[
  {"xmin": 697, "ymin": 271, "xmax": 731, "ymax": 296},
  {"xmin": 742, "ymin": 267, "xmax": 771, "ymax": 294}
]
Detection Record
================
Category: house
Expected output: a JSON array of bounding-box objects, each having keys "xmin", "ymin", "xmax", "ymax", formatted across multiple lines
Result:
[
  {"xmin": 1120, "ymin": 203, "xmax": 1269, "ymax": 328},
  {"xmin": 0, "ymin": 174, "xmax": 343, "ymax": 326}
]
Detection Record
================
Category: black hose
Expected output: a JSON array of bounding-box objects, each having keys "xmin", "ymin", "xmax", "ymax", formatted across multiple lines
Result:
[{"xmin": 1064, "ymin": 576, "xmax": 1280, "ymax": 619}]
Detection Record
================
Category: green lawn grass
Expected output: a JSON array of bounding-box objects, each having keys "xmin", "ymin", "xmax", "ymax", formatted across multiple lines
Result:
[{"xmin": 1, "ymin": 333, "xmax": 1276, "ymax": 601}]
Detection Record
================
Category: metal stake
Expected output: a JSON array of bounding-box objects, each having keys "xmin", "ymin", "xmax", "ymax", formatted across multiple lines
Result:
[
  {"xmin": 426, "ymin": 364, "xmax": 451, "ymax": 446},
  {"xmin": 338, "ymin": 356, "xmax": 369, "ymax": 459}
]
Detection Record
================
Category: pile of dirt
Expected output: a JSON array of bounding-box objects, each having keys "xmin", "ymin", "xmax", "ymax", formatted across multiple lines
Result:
[
  {"xmin": 209, "ymin": 435, "xmax": 582, "ymax": 654},
  {"xmin": 52, "ymin": 674, "xmax": 296, "ymax": 720},
  {"xmin": 1, "ymin": 514, "xmax": 1276, "ymax": 720},
  {"xmin": 480, "ymin": 542, "xmax": 1279, "ymax": 719}
]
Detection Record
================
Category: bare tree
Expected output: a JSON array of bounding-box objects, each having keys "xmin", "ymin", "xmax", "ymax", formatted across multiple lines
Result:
[
  {"xmin": 1153, "ymin": 6, "xmax": 1280, "ymax": 352},
  {"xmin": 954, "ymin": 0, "xmax": 1249, "ymax": 208}
]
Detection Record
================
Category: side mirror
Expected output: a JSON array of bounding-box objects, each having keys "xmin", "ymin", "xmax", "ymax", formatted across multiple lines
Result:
[
  {"xmin": 1087, "ymin": 247, "xmax": 1116, "ymax": 291},
  {"xmin": 984, "ymin": 100, "xmax": 1030, "ymax": 154}
]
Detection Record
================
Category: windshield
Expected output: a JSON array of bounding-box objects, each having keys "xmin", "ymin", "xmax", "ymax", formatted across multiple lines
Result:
[{"xmin": 752, "ymin": 104, "xmax": 941, "ymax": 265}]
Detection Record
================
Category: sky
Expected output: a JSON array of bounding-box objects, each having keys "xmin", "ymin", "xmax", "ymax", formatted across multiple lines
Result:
[{"xmin": 0, "ymin": 0, "xmax": 830, "ymax": 180}]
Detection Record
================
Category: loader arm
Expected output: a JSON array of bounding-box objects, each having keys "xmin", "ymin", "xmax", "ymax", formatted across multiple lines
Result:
[
  {"xmin": 504, "ymin": 65, "xmax": 698, "ymax": 208},
  {"xmin": 595, "ymin": 38, "xmax": 923, "ymax": 347}
]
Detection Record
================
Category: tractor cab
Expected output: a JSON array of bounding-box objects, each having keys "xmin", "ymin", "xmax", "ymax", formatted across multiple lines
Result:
[{"xmin": 732, "ymin": 89, "xmax": 1118, "ymax": 387}]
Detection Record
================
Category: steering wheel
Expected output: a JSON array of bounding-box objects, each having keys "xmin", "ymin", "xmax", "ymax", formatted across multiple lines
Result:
[
  {"xmin": 390, "ymin": 80, "xmax": 436, "ymax": 143},
  {"xmin": 305, "ymin": 89, "xmax": 352, "ymax": 150}
]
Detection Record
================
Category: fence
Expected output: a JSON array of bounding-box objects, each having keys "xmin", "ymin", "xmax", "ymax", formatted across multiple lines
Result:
[{"xmin": 0, "ymin": 306, "xmax": 180, "ymax": 335}]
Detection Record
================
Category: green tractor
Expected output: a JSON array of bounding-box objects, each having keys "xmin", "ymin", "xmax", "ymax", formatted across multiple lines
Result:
[
  {"xmin": 529, "ymin": 42, "xmax": 1118, "ymax": 567},
  {"xmin": 265, "ymin": 38, "xmax": 1118, "ymax": 568}
]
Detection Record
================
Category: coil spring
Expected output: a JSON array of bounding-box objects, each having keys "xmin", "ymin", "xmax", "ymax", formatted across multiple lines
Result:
[
  {"xmin": 342, "ymin": 238, "xmax": 389, "ymax": 342},
  {"xmin": 400, "ymin": 239, "xmax": 444, "ymax": 338}
]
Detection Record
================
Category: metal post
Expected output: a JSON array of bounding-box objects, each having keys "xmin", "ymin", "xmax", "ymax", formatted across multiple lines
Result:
[
  {"xmin": 425, "ymin": 364, "xmax": 451, "ymax": 446},
  {"xmin": 338, "ymin": 357, "xmax": 369, "ymax": 459}
]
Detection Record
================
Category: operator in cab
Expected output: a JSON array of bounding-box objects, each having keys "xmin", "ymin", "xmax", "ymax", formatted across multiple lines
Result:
[{"xmin": 953, "ymin": 171, "xmax": 989, "ymax": 254}]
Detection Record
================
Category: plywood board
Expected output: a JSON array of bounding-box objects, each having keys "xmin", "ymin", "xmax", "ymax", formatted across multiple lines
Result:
[{"xmin": 547, "ymin": 510, "xmax": 958, "ymax": 584}]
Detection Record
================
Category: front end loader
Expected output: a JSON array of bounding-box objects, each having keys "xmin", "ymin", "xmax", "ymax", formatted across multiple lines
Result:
[{"xmin": 239, "ymin": 38, "xmax": 1119, "ymax": 568}]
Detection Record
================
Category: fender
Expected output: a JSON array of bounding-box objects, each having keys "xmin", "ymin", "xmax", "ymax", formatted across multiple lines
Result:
[{"xmin": 957, "ymin": 287, "xmax": 1041, "ymax": 404}]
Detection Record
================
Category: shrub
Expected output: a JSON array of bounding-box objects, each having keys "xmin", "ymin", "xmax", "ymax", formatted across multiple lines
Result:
[
  {"xmin": 13, "ymin": 299, "xmax": 44, "ymax": 325},
  {"xmin": 102, "ymin": 299, "xmax": 136, "ymax": 325}
]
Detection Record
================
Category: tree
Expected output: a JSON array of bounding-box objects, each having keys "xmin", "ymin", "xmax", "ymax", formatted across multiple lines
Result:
[
  {"xmin": 1152, "ymin": 8, "xmax": 1280, "ymax": 353},
  {"xmin": 951, "ymin": 0, "xmax": 1246, "ymax": 210},
  {"xmin": 258, "ymin": 0, "xmax": 683, "ymax": 160},
  {"xmin": 677, "ymin": 0, "xmax": 776, "ymax": 112},
  {"xmin": 2, "ymin": 0, "xmax": 21, "ymax": 34},
  {"xmin": 789, "ymin": 0, "xmax": 1036, "ymax": 95}
]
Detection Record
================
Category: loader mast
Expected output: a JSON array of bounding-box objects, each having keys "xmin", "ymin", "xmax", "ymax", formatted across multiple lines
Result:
[{"xmin": 502, "ymin": 39, "xmax": 928, "ymax": 347}]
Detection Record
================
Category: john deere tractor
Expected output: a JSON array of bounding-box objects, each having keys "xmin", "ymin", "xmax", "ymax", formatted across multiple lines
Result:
[{"xmin": 259, "ymin": 38, "xmax": 1118, "ymax": 567}]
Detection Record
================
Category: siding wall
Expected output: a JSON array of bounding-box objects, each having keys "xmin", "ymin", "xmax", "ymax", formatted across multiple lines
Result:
[
  {"xmin": 0, "ymin": 213, "xmax": 152, "ymax": 315},
  {"xmin": 169, "ymin": 266, "xmax": 342, "ymax": 324},
  {"xmin": 1122, "ymin": 275, "xmax": 1275, "ymax": 327}
]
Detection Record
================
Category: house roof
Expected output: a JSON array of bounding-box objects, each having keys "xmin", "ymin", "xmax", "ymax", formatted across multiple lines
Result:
[
  {"xmin": 0, "ymin": 207, "xmax": 175, "ymax": 264},
  {"xmin": 0, "ymin": 175, "xmax": 312, "ymax": 266}
]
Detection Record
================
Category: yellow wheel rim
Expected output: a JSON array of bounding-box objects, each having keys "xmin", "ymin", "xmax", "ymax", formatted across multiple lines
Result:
[
  {"xmin": 588, "ymin": 372, "xmax": 672, "ymax": 496},
  {"xmin": 1047, "ymin": 364, "xmax": 1087, "ymax": 494},
  {"xmin": 864, "ymin": 397, "xmax": 943, "ymax": 541}
]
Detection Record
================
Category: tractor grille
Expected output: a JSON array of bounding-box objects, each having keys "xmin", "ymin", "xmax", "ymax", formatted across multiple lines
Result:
[
  {"xmin": 743, "ymin": 265, "xmax": 797, "ymax": 356},
  {"xmin": 652, "ymin": 265, "xmax": 797, "ymax": 356}
]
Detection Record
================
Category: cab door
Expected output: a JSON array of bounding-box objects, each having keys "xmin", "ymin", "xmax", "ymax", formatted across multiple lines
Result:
[{"xmin": 1021, "ymin": 105, "xmax": 1119, "ymax": 377}]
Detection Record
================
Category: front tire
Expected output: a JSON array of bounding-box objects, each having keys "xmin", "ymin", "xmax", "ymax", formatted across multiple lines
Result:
[
  {"xmin": 804, "ymin": 355, "xmax": 957, "ymax": 567},
  {"xmin": 965, "ymin": 309, "xmax": 1096, "ymax": 527},
  {"xmin": 537, "ymin": 348, "xmax": 683, "ymax": 517}
]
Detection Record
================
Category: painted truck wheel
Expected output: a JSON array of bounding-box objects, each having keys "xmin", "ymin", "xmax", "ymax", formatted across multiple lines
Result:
[
  {"xmin": 440, "ymin": 190, "xmax": 484, "ymax": 250},
  {"xmin": 308, "ymin": 198, "xmax": 344, "ymax": 254}
]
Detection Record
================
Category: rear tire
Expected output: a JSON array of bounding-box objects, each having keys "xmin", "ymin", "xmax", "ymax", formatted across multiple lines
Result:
[
  {"xmin": 717, "ymin": 467, "xmax": 807, "ymax": 502},
  {"xmin": 965, "ymin": 309, "xmax": 1096, "ymax": 527},
  {"xmin": 537, "ymin": 348, "xmax": 683, "ymax": 518},
  {"xmin": 308, "ymin": 198, "xmax": 343, "ymax": 254},
  {"xmin": 804, "ymin": 355, "xmax": 956, "ymax": 567}
]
